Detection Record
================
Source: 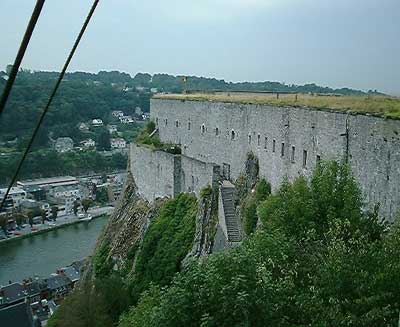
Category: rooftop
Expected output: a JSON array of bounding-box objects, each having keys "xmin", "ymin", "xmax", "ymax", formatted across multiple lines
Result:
[
  {"xmin": 0, "ymin": 301, "xmax": 35, "ymax": 327},
  {"xmin": 17, "ymin": 176, "xmax": 78, "ymax": 188},
  {"xmin": 153, "ymin": 92, "xmax": 400, "ymax": 119}
]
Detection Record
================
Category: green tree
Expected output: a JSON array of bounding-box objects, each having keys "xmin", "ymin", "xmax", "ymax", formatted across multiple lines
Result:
[
  {"xmin": 51, "ymin": 206, "xmax": 59, "ymax": 221},
  {"xmin": 15, "ymin": 212, "xmax": 25, "ymax": 227},
  {"xmin": 73, "ymin": 200, "xmax": 80, "ymax": 216},
  {"xmin": 81, "ymin": 199, "xmax": 93, "ymax": 214},
  {"xmin": 40, "ymin": 209, "xmax": 47, "ymax": 224},
  {"xmin": 97, "ymin": 130, "xmax": 111, "ymax": 151},
  {"xmin": 96, "ymin": 187, "xmax": 109, "ymax": 204},
  {"xmin": 243, "ymin": 195, "xmax": 257, "ymax": 235},
  {"xmin": 26, "ymin": 209, "xmax": 39, "ymax": 227},
  {"xmin": 0, "ymin": 214, "xmax": 8, "ymax": 234},
  {"xmin": 255, "ymin": 178, "xmax": 271, "ymax": 202}
]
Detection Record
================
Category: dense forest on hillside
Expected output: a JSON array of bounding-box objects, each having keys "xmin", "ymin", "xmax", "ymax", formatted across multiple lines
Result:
[{"xmin": 48, "ymin": 161, "xmax": 400, "ymax": 327}]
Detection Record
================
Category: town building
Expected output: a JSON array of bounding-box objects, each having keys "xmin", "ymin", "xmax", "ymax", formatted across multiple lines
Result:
[
  {"xmin": 111, "ymin": 110, "xmax": 124, "ymax": 118},
  {"xmin": 0, "ymin": 301, "xmax": 37, "ymax": 327},
  {"xmin": 0, "ymin": 187, "xmax": 27, "ymax": 210},
  {"xmin": 77, "ymin": 122, "xmax": 89, "ymax": 131},
  {"xmin": 57, "ymin": 266, "xmax": 80, "ymax": 288},
  {"xmin": 91, "ymin": 118, "xmax": 104, "ymax": 127},
  {"xmin": 80, "ymin": 138, "xmax": 95, "ymax": 148},
  {"xmin": 119, "ymin": 115, "xmax": 135, "ymax": 124},
  {"xmin": 54, "ymin": 137, "xmax": 73, "ymax": 153},
  {"xmin": 45, "ymin": 274, "xmax": 72, "ymax": 301},
  {"xmin": 141, "ymin": 113, "xmax": 150, "ymax": 120},
  {"xmin": 0, "ymin": 282, "xmax": 27, "ymax": 308},
  {"xmin": 111, "ymin": 138, "xmax": 127, "ymax": 149},
  {"xmin": 18, "ymin": 176, "xmax": 81, "ymax": 209}
]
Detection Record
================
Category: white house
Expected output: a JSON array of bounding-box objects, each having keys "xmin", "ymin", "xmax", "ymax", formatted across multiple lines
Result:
[
  {"xmin": 91, "ymin": 119, "xmax": 104, "ymax": 127},
  {"xmin": 119, "ymin": 115, "xmax": 135, "ymax": 124},
  {"xmin": 80, "ymin": 138, "xmax": 95, "ymax": 148},
  {"xmin": 111, "ymin": 110, "xmax": 124, "ymax": 118},
  {"xmin": 111, "ymin": 138, "xmax": 127, "ymax": 149}
]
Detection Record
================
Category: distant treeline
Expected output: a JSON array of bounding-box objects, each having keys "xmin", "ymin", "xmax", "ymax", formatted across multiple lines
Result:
[{"xmin": 0, "ymin": 69, "xmax": 382, "ymax": 144}]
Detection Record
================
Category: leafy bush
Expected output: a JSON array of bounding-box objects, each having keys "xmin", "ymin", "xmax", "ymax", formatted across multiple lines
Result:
[
  {"xmin": 242, "ymin": 178, "xmax": 271, "ymax": 235},
  {"xmin": 94, "ymin": 242, "xmax": 113, "ymax": 279},
  {"xmin": 255, "ymin": 178, "xmax": 271, "ymax": 202},
  {"xmin": 242, "ymin": 195, "xmax": 257, "ymax": 235}
]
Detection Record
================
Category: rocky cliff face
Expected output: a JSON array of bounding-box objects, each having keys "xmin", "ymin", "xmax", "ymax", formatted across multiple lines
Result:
[
  {"xmin": 91, "ymin": 154, "xmax": 259, "ymax": 278},
  {"xmin": 183, "ymin": 187, "xmax": 219, "ymax": 264},
  {"xmin": 95, "ymin": 172, "xmax": 165, "ymax": 273}
]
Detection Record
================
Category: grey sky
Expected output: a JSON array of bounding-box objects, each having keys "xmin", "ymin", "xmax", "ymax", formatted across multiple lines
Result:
[{"xmin": 1, "ymin": 0, "xmax": 399, "ymax": 95}]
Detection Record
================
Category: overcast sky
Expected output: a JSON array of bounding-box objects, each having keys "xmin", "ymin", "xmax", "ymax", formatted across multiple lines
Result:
[{"xmin": 0, "ymin": 0, "xmax": 399, "ymax": 95}]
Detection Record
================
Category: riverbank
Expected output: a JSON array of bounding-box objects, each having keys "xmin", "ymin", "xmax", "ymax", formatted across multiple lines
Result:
[{"xmin": 0, "ymin": 206, "xmax": 113, "ymax": 245}]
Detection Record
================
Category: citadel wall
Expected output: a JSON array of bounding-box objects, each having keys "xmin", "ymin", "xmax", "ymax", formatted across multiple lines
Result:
[
  {"xmin": 130, "ymin": 143, "xmax": 218, "ymax": 202},
  {"xmin": 150, "ymin": 98, "xmax": 400, "ymax": 220}
]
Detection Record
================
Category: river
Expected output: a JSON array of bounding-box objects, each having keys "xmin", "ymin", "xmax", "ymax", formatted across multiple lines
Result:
[{"xmin": 0, "ymin": 216, "xmax": 109, "ymax": 286}]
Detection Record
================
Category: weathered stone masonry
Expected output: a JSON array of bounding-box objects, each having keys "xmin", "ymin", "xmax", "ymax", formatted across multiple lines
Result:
[{"xmin": 145, "ymin": 98, "xmax": 400, "ymax": 221}]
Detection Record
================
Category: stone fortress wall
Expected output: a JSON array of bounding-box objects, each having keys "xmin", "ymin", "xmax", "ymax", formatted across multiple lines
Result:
[
  {"xmin": 144, "ymin": 98, "xmax": 400, "ymax": 221},
  {"xmin": 130, "ymin": 143, "xmax": 219, "ymax": 202}
]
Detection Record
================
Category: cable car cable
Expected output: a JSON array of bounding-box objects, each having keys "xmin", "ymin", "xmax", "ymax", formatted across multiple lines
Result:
[
  {"xmin": 0, "ymin": 0, "xmax": 100, "ymax": 213},
  {"xmin": 0, "ymin": 0, "xmax": 46, "ymax": 116}
]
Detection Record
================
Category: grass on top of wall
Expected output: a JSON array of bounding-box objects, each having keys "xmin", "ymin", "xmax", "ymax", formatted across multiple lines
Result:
[
  {"xmin": 135, "ymin": 121, "xmax": 181, "ymax": 154},
  {"xmin": 154, "ymin": 93, "xmax": 400, "ymax": 119}
]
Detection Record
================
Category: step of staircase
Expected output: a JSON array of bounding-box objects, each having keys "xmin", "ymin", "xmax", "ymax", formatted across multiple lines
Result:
[{"xmin": 220, "ymin": 181, "xmax": 242, "ymax": 243}]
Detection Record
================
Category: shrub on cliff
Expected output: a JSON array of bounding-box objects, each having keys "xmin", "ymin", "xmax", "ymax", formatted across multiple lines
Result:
[
  {"xmin": 242, "ymin": 178, "xmax": 271, "ymax": 235},
  {"xmin": 128, "ymin": 193, "xmax": 197, "ymax": 303},
  {"xmin": 135, "ymin": 121, "xmax": 181, "ymax": 154},
  {"xmin": 119, "ymin": 161, "xmax": 398, "ymax": 327}
]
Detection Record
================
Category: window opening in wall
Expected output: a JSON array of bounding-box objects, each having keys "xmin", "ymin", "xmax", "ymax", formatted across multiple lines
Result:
[
  {"xmin": 281, "ymin": 143, "xmax": 285, "ymax": 157},
  {"xmin": 165, "ymin": 118, "xmax": 168, "ymax": 126},
  {"xmin": 264, "ymin": 137, "xmax": 268, "ymax": 149},
  {"xmin": 291, "ymin": 146, "xmax": 295, "ymax": 162},
  {"xmin": 216, "ymin": 127, "xmax": 219, "ymax": 136},
  {"xmin": 175, "ymin": 120, "xmax": 179, "ymax": 128},
  {"xmin": 272, "ymin": 139, "xmax": 276, "ymax": 152},
  {"xmin": 316, "ymin": 154, "xmax": 321, "ymax": 164},
  {"xmin": 248, "ymin": 134, "xmax": 252, "ymax": 144},
  {"xmin": 201, "ymin": 124, "xmax": 205, "ymax": 134},
  {"xmin": 257, "ymin": 134, "xmax": 260, "ymax": 146},
  {"xmin": 231, "ymin": 130, "xmax": 235, "ymax": 140},
  {"xmin": 303, "ymin": 150, "xmax": 308, "ymax": 167},
  {"xmin": 188, "ymin": 121, "xmax": 191, "ymax": 130}
]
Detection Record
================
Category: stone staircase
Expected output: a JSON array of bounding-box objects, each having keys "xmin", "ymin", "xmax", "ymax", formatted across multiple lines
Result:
[{"xmin": 220, "ymin": 181, "xmax": 241, "ymax": 242}]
